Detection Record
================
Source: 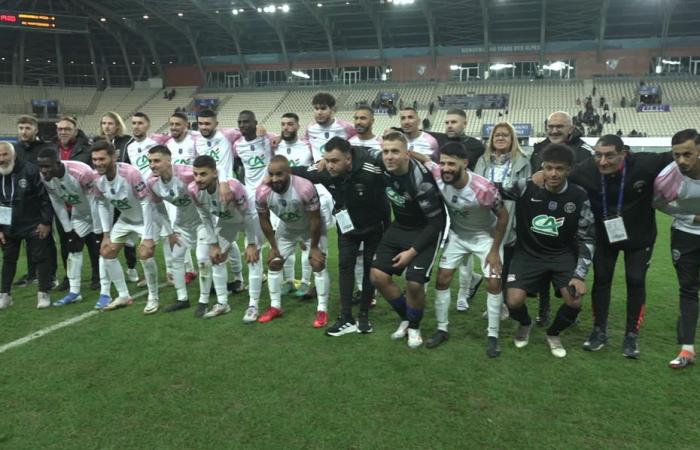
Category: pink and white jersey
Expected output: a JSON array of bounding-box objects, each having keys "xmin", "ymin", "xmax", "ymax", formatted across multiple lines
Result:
[
  {"xmin": 408, "ymin": 132, "xmax": 439, "ymax": 159},
  {"xmin": 126, "ymin": 136, "xmax": 159, "ymax": 179},
  {"xmin": 147, "ymin": 164, "xmax": 200, "ymax": 228},
  {"xmin": 256, "ymin": 175, "xmax": 320, "ymax": 233},
  {"xmin": 233, "ymin": 133, "xmax": 275, "ymax": 189},
  {"xmin": 654, "ymin": 161, "xmax": 700, "ymax": 235},
  {"xmin": 429, "ymin": 163, "xmax": 500, "ymax": 235},
  {"xmin": 305, "ymin": 119, "xmax": 356, "ymax": 162},
  {"xmin": 153, "ymin": 132, "xmax": 198, "ymax": 166},
  {"xmin": 349, "ymin": 135, "xmax": 383, "ymax": 151},
  {"xmin": 94, "ymin": 163, "xmax": 152, "ymax": 235},
  {"xmin": 188, "ymin": 178, "xmax": 257, "ymax": 244},
  {"xmin": 194, "ymin": 129, "xmax": 235, "ymax": 182},
  {"xmin": 276, "ymin": 139, "xmax": 314, "ymax": 168},
  {"xmin": 41, "ymin": 160, "xmax": 99, "ymax": 231}
]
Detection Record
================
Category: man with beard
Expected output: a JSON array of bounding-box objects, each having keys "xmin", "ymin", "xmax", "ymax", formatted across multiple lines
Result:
[
  {"xmin": 188, "ymin": 155, "xmax": 262, "ymax": 320},
  {"xmin": 305, "ymin": 92, "xmax": 355, "ymax": 162},
  {"xmin": 256, "ymin": 156, "xmax": 330, "ymax": 328},
  {"xmin": 292, "ymin": 137, "xmax": 389, "ymax": 336},
  {"xmin": 654, "ymin": 129, "xmax": 700, "ymax": 368},
  {"xmin": 371, "ymin": 132, "xmax": 447, "ymax": 349},
  {"xmin": 36, "ymin": 148, "xmax": 104, "ymax": 307},
  {"xmin": 349, "ymin": 105, "xmax": 382, "ymax": 150},
  {"xmin": 275, "ymin": 112, "xmax": 314, "ymax": 297},
  {"xmin": 422, "ymin": 142, "xmax": 509, "ymax": 357},
  {"xmin": 530, "ymin": 111, "xmax": 594, "ymax": 325},
  {"xmin": 0, "ymin": 141, "xmax": 54, "ymax": 309},
  {"xmin": 399, "ymin": 107, "xmax": 439, "ymax": 160}
]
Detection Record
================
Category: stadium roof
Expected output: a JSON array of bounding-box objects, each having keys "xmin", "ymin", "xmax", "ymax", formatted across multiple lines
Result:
[{"xmin": 1, "ymin": 0, "xmax": 699, "ymax": 73}]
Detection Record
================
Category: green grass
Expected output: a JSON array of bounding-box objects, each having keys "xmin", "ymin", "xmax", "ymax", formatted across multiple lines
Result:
[{"xmin": 1, "ymin": 214, "xmax": 699, "ymax": 449}]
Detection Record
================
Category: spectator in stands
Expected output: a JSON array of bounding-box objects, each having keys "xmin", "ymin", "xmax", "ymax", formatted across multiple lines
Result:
[
  {"xmin": 14, "ymin": 115, "xmax": 58, "ymax": 288},
  {"xmin": 422, "ymin": 118, "xmax": 431, "ymax": 130},
  {"xmin": 621, "ymin": 97, "xmax": 627, "ymax": 108},
  {"xmin": 52, "ymin": 116, "xmax": 99, "ymax": 291},
  {"xmin": 476, "ymin": 108, "xmax": 483, "ymax": 119},
  {"xmin": 98, "ymin": 112, "xmax": 131, "ymax": 162},
  {"xmin": 429, "ymin": 101, "xmax": 435, "ymax": 115},
  {"xmin": 530, "ymin": 111, "xmax": 594, "ymax": 324},
  {"xmin": 592, "ymin": 86, "xmax": 597, "ymax": 96},
  {"xmin": 630, "ymin": 129, "xmax": 638, "ymax": 137},
  {"xmin": 163, "ymin": 90, "xmax": 168, "ymax": 99},
  {"xmin": 576, "ymin": 97, "xmax": 581, "ymax": 106},
  {"xmin": 616, "ymin": 129, "xmax": 623, "ymax": 136},
  {"xmin": 613, "ymin": 112, "xmax": 617, "ymax": 124},
  {"xmin": 603, "ymin": 103, "xmax": 609, "ymax": 112},
  {"xmin": 599, "ymin": 96, "xmax": 605, "ymax": 108},
  {"xmin": 412, "ymin": 100, "xmax": 418, "ymax": 110}
]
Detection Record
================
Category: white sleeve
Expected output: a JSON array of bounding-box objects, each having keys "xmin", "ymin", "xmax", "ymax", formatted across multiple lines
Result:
[
  {"xmin": 196, "ymin": 205, "xmax": 219, "ymax": 245},
  {"xmin": 141, "ymin": 197, "xmax": 158, "ymax": 240},
  {"xmin": 48, "ymin": 194, "xmax": 73, "ymax": 233},
  {"xmin": 89, "ymin": 194, "xmax": 103, "ymax": 235},
  {"xmin": 97, "ymin": 197, "xmax": 113, "ymax": 233},
  {"xmin": 218, "ymin": 144, "xmax": 235, "ymax": 182}
]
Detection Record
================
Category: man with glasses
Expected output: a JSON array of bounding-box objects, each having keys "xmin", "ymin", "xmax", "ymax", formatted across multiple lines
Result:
[{"xmin": 566, "ymin": 135, "xmax": 672, "ymax": 358}]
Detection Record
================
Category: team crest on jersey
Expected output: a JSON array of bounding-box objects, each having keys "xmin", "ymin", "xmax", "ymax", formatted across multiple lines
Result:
[
  {"xmin": 18, "ymin": 178, "xmax": 27, "ymax": 188},
  {"xmin": 178, "ymin": 148, "xmax": 183, "ymax": 154},
  {"xmin": 564, "ymin": 202, "xmax": 576, "ymax": 213},
  {"xmin": 633, "ymin": 180, "xmax": 646, "ymax": 191},
  {"xmin": 207, "ymin": 141, "xmax": 212, "ymax": 147},
  {"xmin": 672, "ymin": 248, "xmax": 681, "ymax": 262},
  {"xmin": 548, "ymin": 201, "xmax": 557, "ymax": 211},
  {"xmin": 324, "ymin": 132, "xmax": 330, "ymax": 139},
  {"xmin": 135, "ymin": 181, "xmax": 146, "ymax": 192},
  {"xmin": 451, "ymin": 195, "xmax": 458, "ymax": 203},
  {"xmin": 137, "ymin": 147, "xmax": 142, "ymax": 153},
  {"xmin": 250, "ymin": 144, "xmax": 255, "ymax": 151},
  {"xmin": 279, "ymin": 198, "xmax": 287, "ymax": 207},
  {"xmin": 385, "ymin": 187, "xmax": 406, "ymax": 206},
  {"xmin": 531, "ymin": 214, "xmax": 565, "ymax": 236}
]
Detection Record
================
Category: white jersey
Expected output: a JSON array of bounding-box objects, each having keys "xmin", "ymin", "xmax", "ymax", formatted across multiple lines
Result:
[
  {"xmin": 165, "ymin": 132, "xmax": 197, "ymax": 166},
  {"xmin": 349, "ymin": 135, "xmax": 382, "ymax": 151},
  {"xmin": 146, "ymin": 164, "xmax": 200, "ymax": 230},
  {"xmin": 188, "ymin": 178, "xmax": 257, "ymax": 245},
  {"xmin": 654, "ymin": 161, "xmax": 700, "ymax": 235},
  {"xmin": 233, "ymin": 134, "xmax": 275, "ymax": 189},
  {"xmin": 305, "ymin": 119, "xmax": 355, "ymax": 162},
  {"xmin": 41, "ymin": 160, "xmax": 99, "ymax": 233},
  {"xmin": 428, "ymin": 163, "xmax": 501, "ymax": 236},
  {"xmin": 408, "ymin": 132, "xmax": 439, "ymax": 159},
  {"xmin": 256, "ymin": 175, "xmax": 321, "ymax": 234},
  {"xmin": 94, "ymin": 162, "xmax": 162, "ymax": 239},
  {"xmin": 276, "ymin": 139, "xmax": 314, "ymax": 168},
  {"xmin": 194, "ymin": 129, "xmax": 236, "ymax": 182},
  {"xmin": 126, "ymin": 136, "xmax": 159, "ymax": 179}
]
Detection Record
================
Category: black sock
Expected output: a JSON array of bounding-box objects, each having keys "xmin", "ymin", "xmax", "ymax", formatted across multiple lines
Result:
[
  {"xmin": 547, "ymin": 304, "xmax": 580, "ymax": 336},
  {"xmin": 387, "ymin": 294, "xmax": 407, "ymax": 320},
  {"xmin": 508, "ymin": 303, "xmax": 531, "ymax": 326}
]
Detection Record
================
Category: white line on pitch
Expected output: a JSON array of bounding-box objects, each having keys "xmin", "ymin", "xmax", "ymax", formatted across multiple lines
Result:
[{"xmin": 0, "ymin": 283, "xmax": 167, "ymax": 355}]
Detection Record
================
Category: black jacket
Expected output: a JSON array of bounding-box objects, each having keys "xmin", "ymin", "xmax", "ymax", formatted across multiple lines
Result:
[
  {"xmin": 54, "ymin": 129, "xmax": 93, "ymax": 166},
  {"xmin": 531, "ymin": 129, "xmax": 594, "ymax": 171},
  {"xmin": 425, "ymin": 131, "xmax": 485, "ymax": 170},
  {"xmin": 94, "ymin": 134, "xmax": 131, "ymax": 163},
  {"xmin": 0, "ymin": 159, "xmax": 53, "ymax": 237},
  {"xmin": 15, "ymin": 137, "xmax": 56, "ymax": 166},
  {"xmin": 292, "ymin": 146, "xmax": 390, "ymax": 236}
]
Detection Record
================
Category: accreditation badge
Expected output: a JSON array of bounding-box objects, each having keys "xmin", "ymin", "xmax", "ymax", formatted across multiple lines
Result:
[
  {"xmin": 0, "ymin": 206, "xmax": 12, "ymax": 225},
  {"xmin": 334, "ymin": 209, "xmax": 355, "ymax": 234},
  {"xmin": 604, "ymin": 216, "xmax": 628, "ymax": 243}
]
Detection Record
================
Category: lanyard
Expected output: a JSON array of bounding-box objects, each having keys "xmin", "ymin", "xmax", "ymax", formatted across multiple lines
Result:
[
  {"xmin": 601, "ymin": 162, "xmax": 626, "ymax": 219},
  {"xmin": 490, "ymin": 161, "xmax": 511, "ymax": 183},
  {"xmin": 1, "ymin": 174, "xmax": 15, "ymax": 205}
]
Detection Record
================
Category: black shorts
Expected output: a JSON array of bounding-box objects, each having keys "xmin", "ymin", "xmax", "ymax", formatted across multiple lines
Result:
[
  {"xmin": 372, "ymin": 224, "xmax": 442, "ymax": 284},
  {"xmin": 506, "ymin": 248, "xmax": 576, "ymax": 294}
]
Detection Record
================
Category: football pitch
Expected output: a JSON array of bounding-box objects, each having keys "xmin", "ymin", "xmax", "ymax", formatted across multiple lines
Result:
[{"xmin": 0, "ymin": 213, "xmax": 697, "ymax": 449}]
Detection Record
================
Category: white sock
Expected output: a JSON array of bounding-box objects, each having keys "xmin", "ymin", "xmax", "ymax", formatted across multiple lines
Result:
[
  {"xmin": 98, "ymin": 256, "xmax": 111, "ymax": 297},
  {"xmin": 284, "ymin": 253, "xmax": 296, "ymax": 283},
  {"xmin": 268, "ymin": 269, "xmax": 283, "ymax": 309},
  {"xmin": 198, "ymin": 261, "xmax": 212, "ymax": 304},
  {"xmin": 185, "ymin": 248, "xmax": 195, "ymax": 273},
  {"xmin": 228, "ymin": 242, "xmax": 242, "ymax": 278},
  {"xmin": 314, "ymin": 268, "xmax": 329, "ymax": 312},
  {"xmin": 435, "ymin": 288, "xmax": 450, "ymax": 332},
  {"xmin": 354, "ymin": 254, "xmax": 364, "ymax": 291},
  {"xmin": 141, "ymin": 257, "xmax": 159, "ymax": 299},
  {"xmin": 212, "ymin": 263, "xmax": 229, "ymax": 305},
  {"xmin": 247, "ymin": 260, "xmax": 263, "ymax": 308},
  {"xmin": 104, "ymin": 257, "xmax": 129, "ymax": 298},
  {"xmin": 459, "ymin": 259, "xmax": 472, "ymax": 293},
  {"xmin": 487, "ymin": 291, "xmax": 503, "ymax": 338},
  {"xmin": 301, "ymin": 247, "xmax": 311, "ymax": 284},
  {"xmin": 170, "ymin": 252, "xmax": 188, "ymax": 301},
  {"xmin": 67, "ymin": 251, "xmax": 83, "ymax": 294},
  {"xmin": 163, "ymin": 241, "xmax": 173, "ymax": 275},
  {"xmin": 682, "ymin": 344, "xmax": 695, "ymax": 353}
]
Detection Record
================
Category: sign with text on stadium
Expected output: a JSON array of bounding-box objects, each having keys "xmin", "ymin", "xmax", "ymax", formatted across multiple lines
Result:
[
  {"xmin": 0, "ymin": 10, "xmax": 87, "ymax": 33},
  {"xmin": 482, "ymin": 123, "xmax": 532, "ymax": 138}
]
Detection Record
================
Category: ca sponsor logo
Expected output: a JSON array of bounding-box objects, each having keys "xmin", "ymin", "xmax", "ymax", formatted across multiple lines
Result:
[
  {"xmin": 385, "ymin": 187, "xmax": 405, "ymax": 207},
  {"xmin": 246, "ymin": 155, "xmax": 266, "ymax": 169},
  {"xmin": 530, "ymin": 214, "xmax": 565, "ymax": 236},
  {"xmin": 60, "ymin": 193, "xmax": 81, "ymax": 205},
  {"xmin": 172, "ymin": 196, "xmax": 191, "ymax": 207},
  {"xmin": 209, "ymin": 148, "xmax": 221, "ymax": 162},
  {"xmin": 110, "ymin": 198, "xmax": 131, "ymax": 210},
  {"xmin": 136, "ymin": 154, "xmax": 150, "ymax": 170},
  {"xmin": 279, "ymin": 211, "xmax": 301, "ymax": 222},
  {"xmin": 215, "ymin": 209, "xmax": 233, "ymax": 220}
]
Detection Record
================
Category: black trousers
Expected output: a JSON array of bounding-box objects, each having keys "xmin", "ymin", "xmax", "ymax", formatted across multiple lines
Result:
[
  {"xmin": 55, "ymin": 218, "xmax": 101, "ymax": 282},
  {"xmin": 337, "ymin": 227, "xmax": 383, "ymax": 319},
  {"xmin": 671, "ymin": 229, "xmax": 700, "ymax": 345},
  {"xmin": 26, "ymin": 232, "xmax": 57, "ymax": 280},
  {"xmin": 2, "ymin": 233, "xmax": 52, "ymax": 294},
  {"xmin": 591, "ymin": 241, "xmax": 652, "ymax": 334}
]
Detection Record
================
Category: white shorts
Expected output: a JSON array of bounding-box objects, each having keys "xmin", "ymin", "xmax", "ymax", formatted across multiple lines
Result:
[
  {"xmin": 71, "ymin": 214, "xmax": 96, "ymax": 238},
  {"xmin": 316, "ymin": 183, "xmax": 336, "ymax": 229},
  {"xmin": 110, "ymin": 219, "xmax": 146, "ymax": 244},
  {"xmin": 172, "ymin": 223, "xmax": 206, "ymax": 248},
  {"xmin": 276, "ymin": 227, "xmax": 327, "ymax": 260},
  {"xmin": 439, "ymin": 230, "xmax": 502, "ymax": 278}
]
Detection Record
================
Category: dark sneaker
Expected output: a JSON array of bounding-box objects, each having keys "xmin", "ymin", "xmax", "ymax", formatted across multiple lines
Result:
[
  {"xmin": 486, "ymin": 336, "xmax": 501, "ymax": 358},
  {"xmin": 227, "ymin": 280, "xmax": 245, "ymax": 294},
  {"xmin": 536, "ymin": 299, "xmax": 551, "ymax": 327},
  {"xmin": 425, "ymin": 330, "xmax": 449, "ymax": 349},
  {"xmin": 582, "ymin": 326, "xmax": 608, "ymax": 351},
  {"xmin": 325, "ymin": 317, "xmax": 358, "ymax": 337},
  {"xmin": 357, "ymin": 313, "xmax": 373, "ymax": 334},
  {"xmin": 164, "ymin": 300, "xmax": 190, "ymax": 313},
  {"xmin": 57, "ymin": 277, "xmax": 70, "ymax": 291},
  {"xmin": 194, "ymin": 303, "xmax": 208, "ymax": 318},
  {"xmin": 13, "ymin": 274, "xmax": 34, "ymax": 287},
  {"xmin": 467, "ymin": 275, "xmax": 483, "ymax": 301},
  {"xmin": 622, "ymin": 332, "xmax": 641, "ymax": 359}
]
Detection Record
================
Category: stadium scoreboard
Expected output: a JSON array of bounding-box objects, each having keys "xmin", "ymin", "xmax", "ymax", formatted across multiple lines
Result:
[{"xmin": 0, "ymin": 11, "xmax": 88, "ymax": 33}]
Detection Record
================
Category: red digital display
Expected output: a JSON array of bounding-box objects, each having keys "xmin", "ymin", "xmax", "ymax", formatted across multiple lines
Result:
[{"xmin": 0, "ymin": 10, "xmax": 87, "ymax": 33}]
